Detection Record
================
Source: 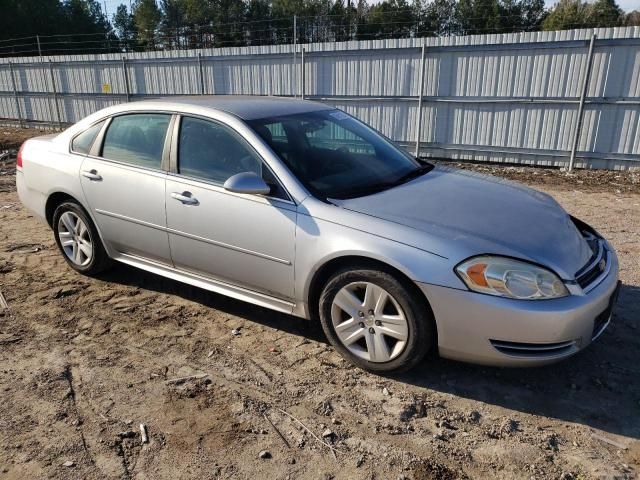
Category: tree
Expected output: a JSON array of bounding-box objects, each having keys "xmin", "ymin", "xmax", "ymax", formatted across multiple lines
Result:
[
  {"xmin": 543, "ymin": 0, "xmax": 623, "ymax": 30},
  {"xmin": 623, "ymin": 10, "xmax": 640, "ymax": 26},
  {"xmin": 160, "ymin": 0, "xmax": 186, "ymax": 48},
  {"xmin": 1, "ymin": 0, "xmax": 633, "ymax": 58},
  {"xmin": 133, "ymin": 0, "xmax": 162, "ymax": 47},
  {"xmin": 180, "ymin": 0, "xmax": 213, "ymax": 48},
  {"xmin": 417, "ymin": 0, "xmax": 457, "ymax": 36},
  {"xmin": 113, "ymin": 4, "xmax": 136, "ymax": 49},
  {"xmin": 455, "ymin": 0, "xmax": 501, "ymax": 35},
  {"xmin": 0, "ymin": 0, "xmax": 63, "ymax": 41},
  {"xmin": 0, "ymin": 0, "xmax": 118, "ymax": 56},
  {"xmin": 271, "ymin": 0, "xmax": 305, "ymax": 44},
  {"xmin": 245, "ymin": 0, "xmax": 272, "ymax": 45},
  {"xmin": 499, "ymin": 0, "xmax": 546, "ymax": 33},
  {"xmin": 329, "ymin": 0, "xmax": 351, "ymax": 42},
  {"xmin": 358, "ymin": 0, "xmax": 416, "ymax": 40},
  {"xmin": 587, "ymin": 0, "xmax": 623, "ymax": 27},
  {"xmin": 211, "ymin": 0, "xmax": 248, "ymax": 47},
  {"xmin": 543, "ymin": 0, "xmax": 588, "ymax": 30}
]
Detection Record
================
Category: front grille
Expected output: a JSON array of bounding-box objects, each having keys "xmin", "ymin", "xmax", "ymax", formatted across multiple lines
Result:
[
  {"xmin": 490, "ymin": 339, "xmax": 576, "ymax": 358},
  {"xmin": 577, "ymin": 249, "xmax": 608, "ymax": 289},
  {"xmin": 575, "ymin": 231, "xmax": 607, "ymax": 290}
]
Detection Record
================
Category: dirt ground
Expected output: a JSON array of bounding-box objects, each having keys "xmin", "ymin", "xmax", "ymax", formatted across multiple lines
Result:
[{"xmin": 1, "ymin": 128, "xmax": 639, "ymax": 480}]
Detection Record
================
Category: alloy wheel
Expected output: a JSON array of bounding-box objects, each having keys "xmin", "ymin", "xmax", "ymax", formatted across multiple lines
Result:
[
  {"xmin": 330, "ymin": 281, "xmax": 409, "ymax": 363},
  {"xmin": 57, "ymin": 211, "xmax": 93, "ymax": 267}
]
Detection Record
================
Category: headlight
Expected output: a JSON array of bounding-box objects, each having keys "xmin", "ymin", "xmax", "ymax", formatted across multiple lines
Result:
[{"xmin": 455, "ymin": 256, "xmax": 568, "ymax": 300}]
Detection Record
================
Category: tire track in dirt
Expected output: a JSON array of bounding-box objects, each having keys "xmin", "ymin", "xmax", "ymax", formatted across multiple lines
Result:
[{"xmin": 1, "ymin": 171, "xmax": 639, "ymax": 478}]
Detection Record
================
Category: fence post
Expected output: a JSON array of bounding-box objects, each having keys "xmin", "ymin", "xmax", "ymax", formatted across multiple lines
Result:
[
  {"xmin": 197, "ymin": 53, "xmax": 205, "ymax": 95},
  {"xmin": 414, "ymin": 43, "xmax": 426, "ymax": 158},
  {"xmin": 300, "ymin": 47, "xmax": 305, "ymax": 100},
  {"xmin": 48, "ymin": 60, "xmax": 62, "ymax": 129},
  {"xmin": 293, "ymin": 15, "xmax": 297, "ymax": 98},
  {"xmin": 568, "ymin": 33, "xmax": 597, "ymax": 171},
  {"xmin": 122, "ymin": 56, "xmax": 131, "ymax": 102},
  {"xmin": 8, "ymin": 62, "xmax": 24, "ymax": 128}
]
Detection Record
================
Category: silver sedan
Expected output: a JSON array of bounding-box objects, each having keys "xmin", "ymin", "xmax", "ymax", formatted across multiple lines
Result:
[{"xmin": 16, "ymin": 96, "xmax": 620, "ymax": 372}]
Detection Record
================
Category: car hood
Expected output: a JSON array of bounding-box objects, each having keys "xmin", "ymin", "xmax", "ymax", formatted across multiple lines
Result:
[{"xmin": 332, "ymin": 166, "xmax": 592, "ymax": 279}]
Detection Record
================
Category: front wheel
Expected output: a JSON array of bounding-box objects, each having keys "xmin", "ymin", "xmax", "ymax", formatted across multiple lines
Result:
[
  {"xmin": 319, "ymin": 268, "xmax": 434, "ymax": 373},
  {"xmin": 52, "ymin": 201, "xmax": 112, "ymax": 275}
]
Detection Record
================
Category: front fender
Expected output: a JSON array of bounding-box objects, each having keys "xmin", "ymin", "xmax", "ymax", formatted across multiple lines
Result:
[{"xmin": 293, "ymin": 210, "xmax": 465, "ymax": 318}]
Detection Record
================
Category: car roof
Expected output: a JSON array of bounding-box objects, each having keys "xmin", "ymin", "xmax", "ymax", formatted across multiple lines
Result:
[{"xmin": 127, "ymin": 95, "xmax": 333, "ymax": 120}]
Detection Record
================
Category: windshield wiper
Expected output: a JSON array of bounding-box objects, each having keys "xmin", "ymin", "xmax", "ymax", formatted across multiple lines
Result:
[
  {"xmin": 391, "ymin": 163, "xmax": 434, "ymax": 186},
  {"xmin": 333, "ymin": 181, "xmax": 397, "ymax": 199},
  {"xmin": 333, "ymin": 164, "xmax": 433, "ymax": 199}
]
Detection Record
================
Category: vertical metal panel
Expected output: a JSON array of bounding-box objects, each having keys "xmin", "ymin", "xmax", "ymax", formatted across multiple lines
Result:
[{"xmin": 0, "ymin": 27, "xmax": 638, "ymax": 168}]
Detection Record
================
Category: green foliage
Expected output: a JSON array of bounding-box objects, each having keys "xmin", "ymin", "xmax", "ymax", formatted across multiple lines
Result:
[
  {"xmin": 543, "ymin": 0, "xmax": 623, "ymax": 30},
  {"xmin": 587, "ymin": 0, "xmax": 623, "ymax": 27},
  {"xmin": 0, "ymin": 0, "xmax": 631, "ymax": 56},
  {"xmin": 358, "ymin": 0, "xmax": 417, "ymax": 39},
  {"xmin": 499, "ymin": 0, "xmax": 546, "ymax": 33},
  {"xmin": 0, "ymin": 0, "xmax": 115, "ymax": 55},
  {"xmin": 159, "ymin": 0, "xmax": 186, "ymax": 48},
  {"xmin": 623, "ymin": 10, "xmax": 640, "ymax": 26},
  {"xmin": 133, "ymin": 0, "xmax": 162, "ymax": 46},
  {"xmin": 113, "ymin": 4, "xmax": 136, "ymax": 46},
  {"xmin": 418, "ymin": 0, "xmax": 457, "ymax": 36}
]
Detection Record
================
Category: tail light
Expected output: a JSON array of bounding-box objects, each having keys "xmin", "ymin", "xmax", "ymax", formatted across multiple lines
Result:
[{"xmin": 16, "ymin": 142, "xmax": 25, "ymax": 169}]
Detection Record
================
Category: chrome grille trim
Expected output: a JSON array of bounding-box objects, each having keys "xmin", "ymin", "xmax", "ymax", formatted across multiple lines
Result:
[
  {"xmin": 575, "ymin": 233, "xmax": 610, "ymax": 293},
  {"xmin": 575, "ymin": 233, "xmax": 604, "ymax": 278}
]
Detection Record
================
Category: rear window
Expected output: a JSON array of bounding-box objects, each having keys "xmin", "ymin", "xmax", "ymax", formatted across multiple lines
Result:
[
  {"xmin": 71, "ymin": 121, "xmax": 105, "ymax": 154},
  {"xmin": 101, "ymin": 114, "xmax": 170, "ymax": 169}
]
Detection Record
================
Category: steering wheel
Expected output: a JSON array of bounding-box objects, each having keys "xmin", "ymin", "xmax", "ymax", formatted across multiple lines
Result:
[{"xmin": 235, "ymin": 154, "xmax": 259, "ymax": 173}]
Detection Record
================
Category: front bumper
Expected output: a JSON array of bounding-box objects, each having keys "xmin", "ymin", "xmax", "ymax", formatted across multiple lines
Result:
[{"xmin": 418, "ymin": 248, "xmax": 620, "ymax": 367}]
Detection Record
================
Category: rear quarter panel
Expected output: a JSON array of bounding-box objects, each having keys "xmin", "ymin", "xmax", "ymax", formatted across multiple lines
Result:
[{"xmin": 17, "ymin": 134, "xmax": 87, "ymax": 222}]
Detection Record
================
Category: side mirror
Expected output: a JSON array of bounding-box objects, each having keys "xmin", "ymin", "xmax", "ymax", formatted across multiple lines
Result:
[{"xmin": 223, "ymin": 171, "xmax": 271, "ymax": 195}]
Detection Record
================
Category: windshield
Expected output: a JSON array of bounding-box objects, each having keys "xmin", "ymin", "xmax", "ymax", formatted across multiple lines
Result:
[{"xmin": 247, "ymin": 109, "xmax": 428, "ymax": 199}]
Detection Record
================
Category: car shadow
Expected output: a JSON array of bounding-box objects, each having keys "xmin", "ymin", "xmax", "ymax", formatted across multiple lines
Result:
[
  {"xmin": 398, "ymin": 283, "xmax": 640, "ymax": 440},
  {"xmin": 99, "ymin": 263, "xmax": 640, "ymax": 440},
  {"xmin": 97, "ymin": 262, "xmax": 327, "ymax": 343}
]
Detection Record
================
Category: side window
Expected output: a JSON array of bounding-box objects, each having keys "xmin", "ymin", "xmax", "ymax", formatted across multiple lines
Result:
[
  {"xmin": 71, "ymin": 121, "xmax": 105, "ymax": 154},
  {"xmin": 101, "ymin": 114, "xmax": 170, "ymax": 169},
  {"xmin": 178, "ymin": 116, "xmax": 262, "ymax": 184}
]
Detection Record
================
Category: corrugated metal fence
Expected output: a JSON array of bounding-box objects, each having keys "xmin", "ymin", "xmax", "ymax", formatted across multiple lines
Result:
[{"xmin": 1, "ymin": 26, "xmax": 639, "ymax": 170}]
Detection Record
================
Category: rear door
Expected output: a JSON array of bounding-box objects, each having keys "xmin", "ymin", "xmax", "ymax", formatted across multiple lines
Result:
[
  {"xmin": 165, "ymin": 115, "xmax": 296, "ymax": 300},
  {"xmin": 80, "ymin": 113, "xmax": 174, "ymax": 265}
]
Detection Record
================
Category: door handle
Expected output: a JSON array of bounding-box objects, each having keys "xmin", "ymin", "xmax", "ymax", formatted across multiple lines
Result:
[
  {"xmin": 171, "ymin": 191, "xmax": 199, "ymax": 205},
  {"xmin": 81, "ymin": 169, "xmax": 102, "ymax": 181}
]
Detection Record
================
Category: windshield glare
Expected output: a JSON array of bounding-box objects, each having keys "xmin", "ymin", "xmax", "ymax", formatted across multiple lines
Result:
[{"xmin": 248, "ymin": 110, "xmax": 421, "ymax": 199}]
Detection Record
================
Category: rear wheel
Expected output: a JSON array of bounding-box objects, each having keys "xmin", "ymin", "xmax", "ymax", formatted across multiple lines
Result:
[
  {"xmin": 319, "ymin": 268, "xmax": 434, "ymax": 373},
  {"xmin": 53, "ymin": 201, "xmax": 112, "ymax": 275}
]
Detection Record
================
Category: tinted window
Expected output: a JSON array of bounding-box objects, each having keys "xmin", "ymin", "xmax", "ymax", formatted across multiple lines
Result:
[
  {"xmin": 305, "ymin": 119, "xmax": 375, "ymax": 155},
  {"xmin": 71, "ymin": 121, "xmax": 104, "ymax": 154},
  {"xmin": 248, "ymin": 110, "xmax": 422, "ymax": 199},
  {"xmin": 178, "ymin": 116, "xmax": 261, "ymax": 184},
  {"xmin": 102, "ymin": 114, "xmax": 170, "ymax": 169}
]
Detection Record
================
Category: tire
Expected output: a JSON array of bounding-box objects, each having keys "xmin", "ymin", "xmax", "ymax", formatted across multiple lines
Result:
[
  {"xmin": 52, "ymin": 200, "xmax": 112, "ymax": 275},
  {"xmin": 319, "ymin": 267, "xmax": 434, "ymax": 374}
]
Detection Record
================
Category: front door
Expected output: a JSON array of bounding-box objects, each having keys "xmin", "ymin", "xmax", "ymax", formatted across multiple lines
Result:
[
  {"xmin": 80, "ymin": 113, "xmax": 173, "ymax": 265},
  {"xmin": 165, "ymin": 115, "xmax": 296, "ymax": 300}
]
